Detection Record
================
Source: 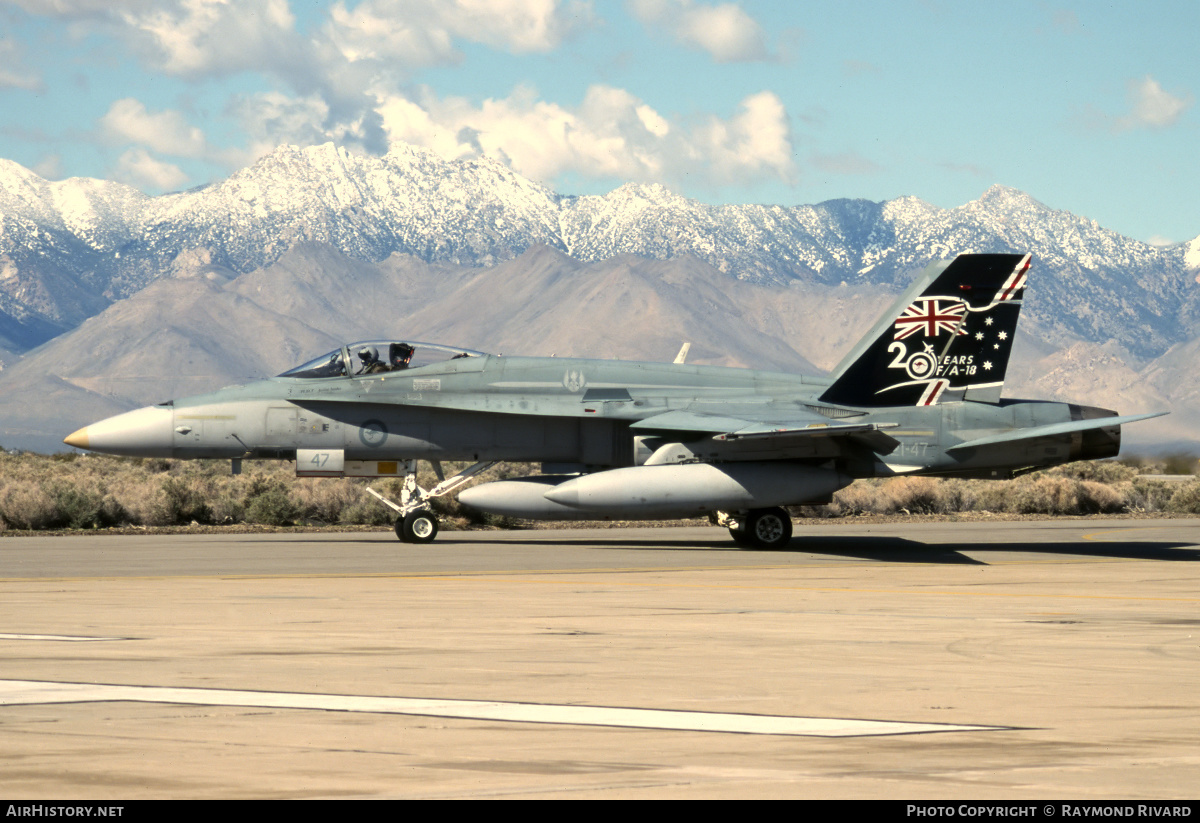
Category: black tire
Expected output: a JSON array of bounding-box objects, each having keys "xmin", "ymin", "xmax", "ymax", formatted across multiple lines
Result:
[
  {"xmin": 744, "ymin": 508, "xmax": 792, "ymax": 549},
  {"xmin": 727, "ymin": 524, "xmax": 756, "ymax": 546},
  {"xmin": 400, "ymin": 509, "xmax": 439, "ymax": 544},
  {"xmin": 394, "ymin": 516, "xmax": 409, "ymax": 543}
]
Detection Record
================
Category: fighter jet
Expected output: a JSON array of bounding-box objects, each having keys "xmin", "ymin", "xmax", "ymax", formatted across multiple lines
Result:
[{"xmin": 64, "ymin": 253, "xmax": 1163, "ymax": 548}]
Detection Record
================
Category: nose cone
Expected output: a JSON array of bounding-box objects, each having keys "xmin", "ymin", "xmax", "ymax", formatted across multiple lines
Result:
[{"xmin": 63, "ymin": 405, "xmax": 174, "ymax": 457}]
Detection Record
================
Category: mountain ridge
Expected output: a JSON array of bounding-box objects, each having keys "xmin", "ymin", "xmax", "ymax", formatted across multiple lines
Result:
[{"xmin": 1, "ymin": 143, "xmax": 1196, "ymax": 359}]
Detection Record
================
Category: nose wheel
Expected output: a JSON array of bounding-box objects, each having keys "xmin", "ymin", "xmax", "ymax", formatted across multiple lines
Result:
[{"xmin": 396, "ymin": 509, "xmax": 439, "ymax": 543}]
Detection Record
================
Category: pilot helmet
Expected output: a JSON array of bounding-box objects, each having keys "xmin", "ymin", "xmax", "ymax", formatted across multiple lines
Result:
[
  {"xmin": 390, "ymin": 343, "xmax": 414, "ymax": 366},
  {"xmin": 358, "ymin": 345, "xmax": 379, "ymax": 363}
]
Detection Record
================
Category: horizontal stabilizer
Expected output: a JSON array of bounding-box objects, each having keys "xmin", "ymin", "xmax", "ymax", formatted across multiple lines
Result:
[{"xmin": 947, "ymin": 411, "xmax": 1167, "ymax": 453}]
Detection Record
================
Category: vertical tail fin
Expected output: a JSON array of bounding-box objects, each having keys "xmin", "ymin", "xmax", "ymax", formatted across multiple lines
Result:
[{"xmin": 818, "ymin": 253, "xmax": 1030, "ymax": 407}]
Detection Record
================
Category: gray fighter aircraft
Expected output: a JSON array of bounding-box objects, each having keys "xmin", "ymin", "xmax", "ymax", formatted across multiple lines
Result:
[{"xmin": 64, "ymin": 253, "xmax": 1163, "ymax": 548}]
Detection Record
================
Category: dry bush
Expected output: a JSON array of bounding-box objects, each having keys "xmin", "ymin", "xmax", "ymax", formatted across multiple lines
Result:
[
  {"xmin": 1074, "ymin": 480, "xmax": 1127, "ymax": 514},
  {"xmin": 826, "ymin": 480, "xmax": 885, "ymax": 516},
  {"xmin": 150, "ymin": 476, "xmax": 215, "ymax": 525},
  {"xmin": 932, "ymin": 478, "xmax": 978, "ymax": 513},
  {"xmin": 881, "ymin": 476, "xmax": 945, "ymax": 514},
  {"xmin": 244, "ymin": 480, "xmax": 300, "ymax": 526},
  {"xmin": 1127, "ymin": 479, "xmax": 1177, "ymax": 513},
  {"xmin": 1166, "ymin": 481, "xmax": 1200, "ymax": 514},
  {"xmin": 1016, "ymin": 477, "xmax": 1084, "ymax": 514},
  {"xmin": 1050, "ymin": 461, "xmax": 1138, "ymax": 483},
  {"xmin": 999, "ymin": 476, "xmax": 1128, "ymax": 515},
  {"xmin": 0, "ymin": 484, "xmax": 57, "ymax": 530}
]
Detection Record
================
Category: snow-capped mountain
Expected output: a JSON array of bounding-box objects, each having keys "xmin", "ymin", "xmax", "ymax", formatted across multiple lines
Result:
[{"xmin": 0, "ymin": 142, "xmax": 1196, "ymax": 361}]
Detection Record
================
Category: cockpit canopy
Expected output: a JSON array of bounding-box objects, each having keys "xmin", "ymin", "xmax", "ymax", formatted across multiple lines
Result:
[{"xmin": 278, "ymin": 341, "xmax": 487, "ymax": 379}]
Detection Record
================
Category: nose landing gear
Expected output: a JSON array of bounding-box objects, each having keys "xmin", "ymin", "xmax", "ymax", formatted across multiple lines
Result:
[{"xmin": 368, "ymin": 459, "xmax": 497, "ymax": 543}]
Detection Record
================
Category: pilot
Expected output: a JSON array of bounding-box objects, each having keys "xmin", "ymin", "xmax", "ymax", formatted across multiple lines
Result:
[
  {"xmin": 389, "ymin": 343, "xmax": 415, "ymax": 370},
  {"xmin": 358, "ymin": 345, "xmax": 389, "ymax": 374}
]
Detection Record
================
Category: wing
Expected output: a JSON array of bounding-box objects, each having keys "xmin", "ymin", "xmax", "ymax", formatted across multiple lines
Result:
[{"xmin": 630, "ymin": 405, "xmax": 899, "ymax": 462}]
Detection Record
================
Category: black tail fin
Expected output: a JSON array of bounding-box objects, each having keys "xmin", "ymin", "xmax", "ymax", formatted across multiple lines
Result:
[{"xmin": 818, "ymin": 253, "xmax": 1030, "ymax": 407}]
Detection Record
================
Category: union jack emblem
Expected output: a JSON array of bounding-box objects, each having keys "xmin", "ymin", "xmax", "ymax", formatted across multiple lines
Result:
[{"xmin": 893, "ymin": 299, "xmax": 967, "ymax": 339}]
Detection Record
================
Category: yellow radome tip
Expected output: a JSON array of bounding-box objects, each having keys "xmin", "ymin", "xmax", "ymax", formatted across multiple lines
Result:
[{"xmin": 63, "ymin": 427, "xmax": 89, "ymax": 449}]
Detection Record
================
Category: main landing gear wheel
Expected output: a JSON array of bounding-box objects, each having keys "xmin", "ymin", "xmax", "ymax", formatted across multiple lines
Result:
[
  {"xmin": 396, "ymin": 509, "xmax": 439, "ymax": 544},
  {"xmin": 728, "ymin": 507, "xmax": 793, "ymax": 550}
]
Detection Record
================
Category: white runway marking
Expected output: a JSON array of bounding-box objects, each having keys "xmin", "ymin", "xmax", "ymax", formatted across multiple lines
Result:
[{"xmin": 0, "ymin": 679, "xmax": 1006, "ymax": 737}]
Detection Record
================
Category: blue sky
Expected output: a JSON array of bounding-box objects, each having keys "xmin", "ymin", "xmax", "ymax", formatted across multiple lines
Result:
[{"xmin": 1, "ymin": 1, "xmax": 1196, "ymax": 243}]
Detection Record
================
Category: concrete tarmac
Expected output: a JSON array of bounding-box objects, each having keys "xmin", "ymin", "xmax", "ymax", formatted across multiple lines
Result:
[{"xmin": 2, "ymin": 518, "xmax": 1200, "ymax": 799}]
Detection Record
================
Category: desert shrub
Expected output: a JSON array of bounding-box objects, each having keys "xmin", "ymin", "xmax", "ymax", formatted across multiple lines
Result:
[
  {"xmin": 1127, "ymin": 479, "xmax": 1176, "ymax": 513},
  {"xmin": 0, "ymin": 479, "xmax": 126, "ymax": 530},
  {"xmin": 933, "ymin": 478, "xmax": 978, "ymax": 513},
  {"xmin": 1005, "ymin": 477, "xmax": 1078, "ymax": 514},
  {"xmin": 1166, "ymin": 481, "xmax": 1200, "ymax": 514},
  {"xmin": 244, "ymin": 480, "xmax": 300, "ymax": 526},
  {"xmin": 43, "ymin": 481, "xmax": 126, "ymax": 529},
  {"xmin": 151, "ymin": 476, "xmax": 213, "ymax": 525},
  {"xmin": 209, "ymin": 486, "xmax": 247, "ymax": 524},
  {"xmin": 827, "ymin": 480, "xmax": 885, "ymax": 516},
  {"xmin": 339, "ymin": 497, "xmax": 395, "ymax": 526},
  {"xmin": 882, "ymin": 476, "xmax": 943, "ymax": 514},
  {"xmin": 999, "ymin": 476, "xmax": 1130, "ymax": 515},
  {"xmin": 292, "ymin": 479, "xmax": 357, "ymax": 524},
  {"xmin": 823, "ymin": 476, "xmax": 976, "ymax": 516},
  {"xmin": 970, "ymin": 481, "xmax": 1008, "ymax": 513},
  {"xmin": 0, "ymin": 485, "xmax": 57, "ymax": 530},
  {"xmin": 1074, "ymin": 480, "xmax": 1126, "ymax": 514},
  {"xmin": 1052, "ymin": 461, "xmax": 1138, "ymax": 483}
]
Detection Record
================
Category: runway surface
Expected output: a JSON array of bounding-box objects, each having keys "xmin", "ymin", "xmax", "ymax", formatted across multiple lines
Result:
[{"xmin": 2, "ymin": 518, "xmax": 1199, "ymax": 798}]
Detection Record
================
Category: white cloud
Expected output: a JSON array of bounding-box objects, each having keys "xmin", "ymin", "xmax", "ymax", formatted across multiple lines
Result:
[
  {"xmin": 691, "ymin": 90, "xmax": 794, "ymax": 182},
  {"xmin": 0, "ymin": 38, "xmax": 43, "ymax": 92},
  {"xmin": 377, "ymin": 84, "xmax": 794, "ymax": 189},
  {"xmin": 325, "ymin": 0, "xmax": 590, "ymax": 65},
  {"xmin": 226, "ymin": 91, "xmax": 385, "ymax": 164},
  {"xmin": 4, "ymin": 0, "xmax": 149, "ymax": 13},
  {"xmin": 325, "ymin": 1, "xmax": 458, "ymax": 67},
  {"xmin": 628, "ymin": 0, "xmax": 769, "ymax": 63},
  {"xmin": 28, "ymin": 0, "xmax": 595, "ymax": 163},
  {"xmin": 99, "ymin": 98, "xmax": 209, "ymax": 157},
  {"xmin": 117, "ymin": 0, "xmax": 299, "ymax": 77},
  {"xmin": 15, "ymin": 0, "xmax": 790, "ymax": 196},
  {"xmin": 1116, "ymin": 76, "xmax": 1192, "ymax": 131},
  {"xmin": 111, "ymin": 147, "xmax": 189, "ymax": 191}
]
